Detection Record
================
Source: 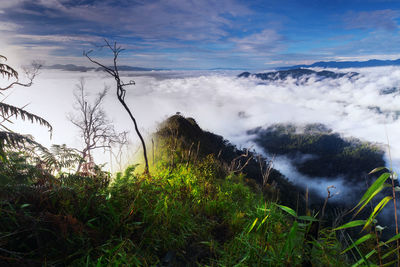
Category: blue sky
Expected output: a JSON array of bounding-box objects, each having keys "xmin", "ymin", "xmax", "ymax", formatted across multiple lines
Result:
[{"xmin": 2, "ymin": 0, "xmax": 400, "ymax": 69}]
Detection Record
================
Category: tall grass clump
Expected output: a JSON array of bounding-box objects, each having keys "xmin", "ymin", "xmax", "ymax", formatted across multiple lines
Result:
[{"xmin": 333, "ymin": 166, "xmax": 400, "ymax": 266}]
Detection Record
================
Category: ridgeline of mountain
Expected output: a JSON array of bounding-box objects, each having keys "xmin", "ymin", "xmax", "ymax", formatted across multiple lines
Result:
[
  {"xmin": 238, "ymin": 68, "xmax": 358, "ymax": 82},
  {"xmin": 280, "ymin": 58, "xmax": 400, "ymax": 70},
  {"xmin": 45, "ymin": 64, "xmax": 162, "ymax": 72},
  {"xmin": 248, "ymin": 123, "xmax": 385, "ymax": 183},
  {"xmin": 44, "ymin": 64, "xmax": 96, "ymax": 72},
  {"xmin": 155, "ymin": 114, "xmax": 309, "ymax": 207}
]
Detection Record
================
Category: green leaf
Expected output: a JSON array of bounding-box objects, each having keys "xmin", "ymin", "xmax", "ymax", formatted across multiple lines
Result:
[
  {"xmin": 109, "ymin": 241, "xmax": 124, "ymax": 255},
  {"xmin": 96, "ymin": 256, "xmax": 103, "ymax": 267},
  {"xmin": 333, "ymin": 220, "xmax": 366, "ymax": 231},
  {"xmin": 382, "ymin": 259, "xmax": 398, "ymax": 267},
  {"xmin": 362, "ymin": 196, "xmax": 392, "ymax": 231},
  {"xmin": 256, "ymin": 215, "xmax": 269, "ymax": 232},
  {"xmin": 353, "ymin": 173, "xmax": 390, "ymax": 212},
  {"xmin": 351, "ymin": 249, "xmax": 376, "ymax": 267},
  {"xmin": 233, "ymin": 253, "xmax": 249, "ymax": 267},
  {"xmin": 355, "ymin": 184, "xmax": 390, "ymax": 216},
  {"xmin": 283, "ymin": 221, "xmax": 298, "ymax": 255},
  {"xmin": 248, "ymin": 218, "xmax": 258, "ymax": 234},
  {"xmin": 20, "ymin": 204, "xmax": 31, "ymax": 208},
  {"xmin": 276, "ymin": 204, "xmax": 297, "ymax": 217},
  {"xmin": 382, "ymin": 247, "xmax": 398, "ymax": 260},
  {"xmin": 342, "ymin": 234, "xmax": 374, "ymax": 254},
  {"xmin": 347, "ymin": 234, "xmax": 369, "ymax": 267},
  {"xmin": 369, "ymin": 167, "xmax": 388, "ymax": 175},
  {"xmin": 385, "ymin": 233, "xmax": 400, "ymax": 245}
]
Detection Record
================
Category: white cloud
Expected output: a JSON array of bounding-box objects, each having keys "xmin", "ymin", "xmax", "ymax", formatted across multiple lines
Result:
[
  {"xmin": 15, "ymin": 34, "xmax": 101, "ymax": 43},
  {"xmin": 37, "ymin": 0, "xmax": 66, "ymax": 10},
  {"xmin": 0, "ymin": 22, "xmax": 21, "ymax": 31},
  {"xmin": 12, "ymin": 0, "xmax": 252, "ymax": 42},
  {"xmin": 344, "ymin": 9, "xmax": 400, "ymax": 31},
  {"xmin": 232, "ymin": 29, "xmax": 284, "ymax": 53}
]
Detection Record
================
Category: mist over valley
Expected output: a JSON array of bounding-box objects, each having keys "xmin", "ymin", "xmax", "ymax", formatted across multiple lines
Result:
[{"xmin": 7, "ymin": 66, "xmax": 400, "ymax": 202}]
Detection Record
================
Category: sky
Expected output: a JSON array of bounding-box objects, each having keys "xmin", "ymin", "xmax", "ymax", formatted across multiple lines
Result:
[{"xmin": 2, "ymin": 0, "xmax": 400, "ymax": 69}]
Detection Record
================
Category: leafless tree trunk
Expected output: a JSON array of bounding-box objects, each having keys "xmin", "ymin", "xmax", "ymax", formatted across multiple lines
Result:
[
  {"xmin": 68, "ymin": 78, "xmax": 128, "ymax": 174},
  {"xmin": 84, "ymin": 40, "xmax": 150, "ymax": 174}
]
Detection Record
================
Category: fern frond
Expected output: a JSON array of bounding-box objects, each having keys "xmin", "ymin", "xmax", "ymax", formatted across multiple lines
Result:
[
  {"xmin": 0, "ymin": 131, "xmax": 37, "ymax": 147},
  {"xmin": 0, "ymin": 132, "xmax": 39, "ymax": 161},
  {"xmin": 0, "ymin": 102, "xmax": 52, "ymax": 133},
  {"xmin": 36, "ymin": 144, "xmax": 82, "ymax": 171},
  {"xmin": 0, "ymin": 62, "xmax": 18, "ymax": 79}
]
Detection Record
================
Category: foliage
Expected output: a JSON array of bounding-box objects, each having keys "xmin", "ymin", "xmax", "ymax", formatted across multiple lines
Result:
[
  {"xmin": 0, "ymin": 126, "xmax": 349, "ymax": 266},
  {"xmin": 0, "ymin": 150, "xmax": 43, "ymax": 185},
  {"xmin": 333, "ymin": 167, "xmax": 400, "ymax": 266},
  {"xmin": 155, "ymin": 115, "xmax": 305, "ymax": 210}
]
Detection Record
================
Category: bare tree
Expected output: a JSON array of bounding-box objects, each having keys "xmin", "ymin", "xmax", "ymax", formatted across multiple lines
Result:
[
  {"xmin": 0, "ymin": 59, "xmax": 42, "ymax": 91},
  {"xmin": 84, "ymin": 40, "xmax": 150, "ymax": 174},
  {"xmin": 68, "ymin": 78, "xmax": 128, "ymax": 174}
]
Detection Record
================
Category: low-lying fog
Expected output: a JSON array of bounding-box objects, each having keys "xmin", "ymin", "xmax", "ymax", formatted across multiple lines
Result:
[{"xmin": 5, "ymin": 66, "xmax": 400, "ymax": 204}]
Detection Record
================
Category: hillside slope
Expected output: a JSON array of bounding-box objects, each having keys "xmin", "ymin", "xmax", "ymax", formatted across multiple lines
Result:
[{"xmin": 155, "ymin": 115, "xmax": 306, "ymax": 208}]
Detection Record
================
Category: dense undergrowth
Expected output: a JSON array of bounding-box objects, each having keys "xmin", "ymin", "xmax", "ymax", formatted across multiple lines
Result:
[{"xmin": 0, "ymin": 116, "xmax": 352, "ymax": 266}]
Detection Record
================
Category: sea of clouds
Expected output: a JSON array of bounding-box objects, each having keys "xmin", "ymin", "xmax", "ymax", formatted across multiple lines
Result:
[{"xmin": 5, "ymin": 66, "xmax": 400, "ymax": 196}]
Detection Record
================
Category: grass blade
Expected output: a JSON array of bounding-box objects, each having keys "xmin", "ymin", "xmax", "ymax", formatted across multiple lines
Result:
[
  {"xmin": 355, "ymin": 184, "xmax": 390, "ymax": 216},
  {"xmin": 342, "ymin": 234, "xmax": 374, "ymax": 254},
  {"xmin": 362, "ymin": 196, "xmax": 392, "ymax": 231},
  {"xmin": 256, "ymin": 215, "xmax": 269, "ymax": 232},
  {"xmin": 353, "ymin": 173, "xmax": 390, "ymax": 212},
  {"xmin": 382, "ymin": 247, "xmax": 398, "ymax": 260},
  {"xmin": 369, "ymin": 167, "xmax": 388, "ymax": 175},
  {"xmin": 351, "ymin": 249, "xmax": 376, "ymax": 267},
  {"xmin": 248, "ymin": 218, "xmax": 258, "ymax": 234},
  {"xmin": 333, "ymin": 220, "xmax": 366, "ymax": 231},
  {"xmin": 385, "ymin": 233, "xmax": 400, "ymax": 245},
  {"xmin": 283, "ymin": 221, "xmax": 298, "ymax": 255},
  {"xmin": 276, "ymin": 204, "xmax": 297, "ymax": 217}
]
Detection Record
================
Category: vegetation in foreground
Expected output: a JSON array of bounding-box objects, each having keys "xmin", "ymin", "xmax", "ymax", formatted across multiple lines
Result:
[{"xmin": 0, "ymin": 115, "xmax": 351, "ymax": 266}]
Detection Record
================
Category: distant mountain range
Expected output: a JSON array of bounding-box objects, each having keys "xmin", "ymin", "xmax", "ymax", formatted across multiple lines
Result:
[
  {"xmin": 238, "ymin": 68, "xmax": 358, "ymax": 82},
  {"xmin": 45, "ymin": 58, "xmax": 400, "ymax": 73},
  {"xmin": 279, "ymin": 58, "xmax": 400, "ymax": 70},
  {"xmin": 44, "ymin": 64, "xmax": 163, "ymax": 72}
]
